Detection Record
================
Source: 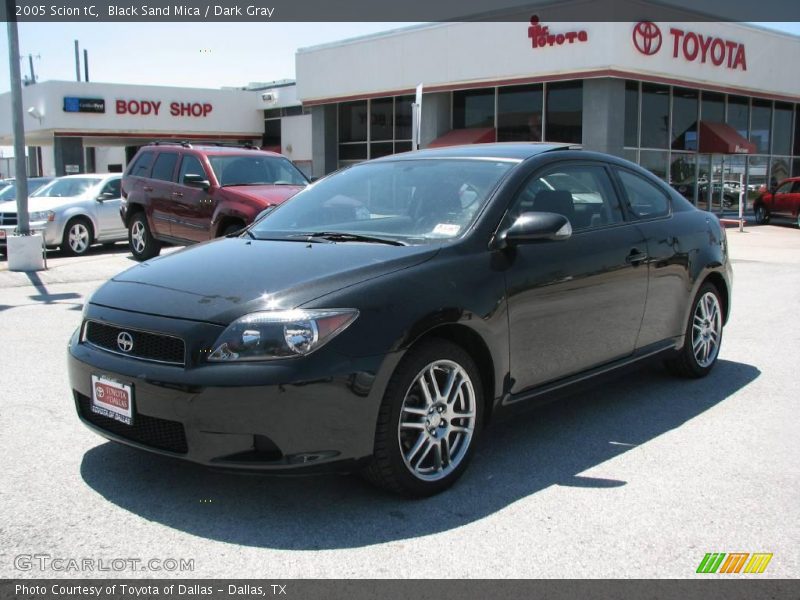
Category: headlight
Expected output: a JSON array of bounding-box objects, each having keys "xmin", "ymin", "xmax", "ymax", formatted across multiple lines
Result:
[
  {"xmin": 207, "ymin": 309, "xmax": 359, "ymax": 362},
  {"xmin": 28, "ymin": 210, "xmax": 53, "ymax": 222}
]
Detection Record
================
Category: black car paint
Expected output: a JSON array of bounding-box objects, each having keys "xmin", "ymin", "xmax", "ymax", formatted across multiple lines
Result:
[{"xmin": 68, "ymin": 147, "xmax": 732, "ymax": 473}]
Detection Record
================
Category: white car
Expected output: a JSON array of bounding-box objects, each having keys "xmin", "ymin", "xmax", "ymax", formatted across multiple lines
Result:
[{"xmin": 0, "ymin": 174, "xmax": 126, "ymax": 256}]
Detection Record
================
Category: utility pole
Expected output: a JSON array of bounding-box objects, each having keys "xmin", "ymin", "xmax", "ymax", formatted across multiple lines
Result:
[
  {"xmin": 28, "ymin": 54, "xmax": 36, "ymax": 85},
  {"xmin": 6, "ymin": 0, "xmax": 30, "ymax": 235},
  {"xmin": 83, "ymin": 48, "xmax": 89, "ymax": 82},
  {"xmin": 74, "ymin": 40, "xmax": 81, "ymax": 81}
]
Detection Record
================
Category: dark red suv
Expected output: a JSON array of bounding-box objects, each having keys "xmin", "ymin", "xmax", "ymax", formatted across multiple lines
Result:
[{"xmin": 121, "ymin": 143, "xmax": 308, "ymax": 260}]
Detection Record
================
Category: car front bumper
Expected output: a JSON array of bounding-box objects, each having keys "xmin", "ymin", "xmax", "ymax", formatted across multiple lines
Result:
[
  {"xmin": 0, "ymin": 220, "xmax": 61, "ymax": 248},
  {"xmin": 67, "ymin": 312, "xmax": 401, "ymax": 474}
]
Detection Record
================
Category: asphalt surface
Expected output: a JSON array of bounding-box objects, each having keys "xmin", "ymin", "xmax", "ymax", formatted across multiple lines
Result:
[{"xmin": 0, "ymin": 226, "xmax": 798, "ymax": 579}]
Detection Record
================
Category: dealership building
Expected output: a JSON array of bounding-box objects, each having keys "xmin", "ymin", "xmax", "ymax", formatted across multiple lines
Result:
[{"xmin": 2, "ymin": 13, "xmax": 800, "ymax": 211}]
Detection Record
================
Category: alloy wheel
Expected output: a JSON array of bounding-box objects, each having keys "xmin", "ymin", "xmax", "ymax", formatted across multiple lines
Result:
[
  {"xmin": 68, "ymin": 222, "xmax": 90, "ymax": 254},
  {"xmin": 397, "ymin": 359, "xmax": 477, "ymax": 482},
  {"xmin": 692, "ymin": 291, "xmax": 722, "ymax": 368},
  {"xmin": 131, "ymin": 221, "xmax": 146, "ymax": 254}
]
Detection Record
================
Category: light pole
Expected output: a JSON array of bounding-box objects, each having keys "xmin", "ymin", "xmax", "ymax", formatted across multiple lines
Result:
[{"xmin": 6, "ymin": 0, "xmax": 30, "ymax": 236}]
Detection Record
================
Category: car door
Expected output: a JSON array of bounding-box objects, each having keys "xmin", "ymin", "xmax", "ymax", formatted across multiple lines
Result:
[
  {"xmin": 504, "ymin": 161, "xmax": 649, "ymax": 393},
  {"xmin": 613, "ymin": 167, "xmax": 688, "ymax": 348},
  {"xmin": 147, "ymin": 151, "xmax": 180, "ymax": 237},
  {"xmin": 171, "ymin": 154, "xmax": 214, "ymax": 242},
  {"xmin": 94, "ymin": 177, "xmax": 124, "ymax": 240}
]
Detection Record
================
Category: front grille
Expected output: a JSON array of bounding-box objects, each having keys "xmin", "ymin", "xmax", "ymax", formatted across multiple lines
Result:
[
  {"xmin": 84, "ymin": 320, "xmax": 185, "ymax": 366},
  {"xmin": 76, "ymin": 392, "xmax": 188, "ymax": 454},
  {"xmin": 0, "ymin": 213, "xmax": 17, "ymax": 226}
]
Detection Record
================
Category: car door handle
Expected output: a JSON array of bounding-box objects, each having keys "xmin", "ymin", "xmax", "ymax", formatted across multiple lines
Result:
[
  {"xmin": 143, "ymin": 186, "xmax": 153, "ymax": 192},
  {"xmin": 172, "ymin": 191, "xmax": 184, "ymax": 198},
  {"xmin": 626, "ymin": 249, "xmax": 648, "ymax": 265}
]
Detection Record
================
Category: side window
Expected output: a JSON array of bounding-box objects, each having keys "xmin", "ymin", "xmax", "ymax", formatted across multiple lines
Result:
[
  {"xmin": 128, "ymin": 152, "xmax": 154, "ymax": 177},
  {"xmin": 100, "ymin": 179, "xmax": 121, "ymax": 198},
  {"xmin": 775, "ymin": 181, "xmax": 793, "ymax": 194},
  {"xmin": 616, "ymin": 169, "xmax": 671, "ymax": 219},
  {"xmin": 150, "ymin": 152, "xmax": 179, "ymax": 182},
  {"xmin": 511, "ymin": 164, "xmax": 624, "ymax": 231},
  {"xmin": 178, "ymin": 155, "xmax": 207, "ymax": 185},
  {"xmin": 791, "ymin": 182, "xmax": 800, "ymax": 194}
]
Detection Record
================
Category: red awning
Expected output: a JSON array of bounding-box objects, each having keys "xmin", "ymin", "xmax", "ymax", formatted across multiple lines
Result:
[
  {"xmin": 262, "ymin": 145, "xmax": 282, "ymax": 154},
  {"xmin": 427, "ymin": 127, "xmax": 496, "ymax": 148},
  {"xmin": 698, "ymin": 121, "xmax": 756, "ymax": 154}
]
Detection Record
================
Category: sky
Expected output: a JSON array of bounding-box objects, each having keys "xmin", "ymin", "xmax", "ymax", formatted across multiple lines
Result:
[{"xmin": 1, "ymin": 21, "xmax": 798, "ymax": 94}]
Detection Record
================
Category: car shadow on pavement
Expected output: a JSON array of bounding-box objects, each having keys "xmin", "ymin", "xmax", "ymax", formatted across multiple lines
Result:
[{"xmin": 80, "ymin": 359, "xmax": 759, "ymax": 550}]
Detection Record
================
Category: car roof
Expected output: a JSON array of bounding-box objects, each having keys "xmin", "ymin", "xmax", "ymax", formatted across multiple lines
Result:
[
  {"xmin": 142, "ymin": 144, "xmax": 280, "ymax": 157},
  {"xmin": 373, "ymin": 142, "xmax": 577, "ymax": 162},
  {"xmin": 55, "ymin": 174, "xmax": 119, "ymax": 179}
]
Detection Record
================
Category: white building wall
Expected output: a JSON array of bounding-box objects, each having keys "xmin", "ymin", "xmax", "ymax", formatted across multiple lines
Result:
[{"xmin": 92, "ymin": 147, "xmax": 127, "ymax": 173}]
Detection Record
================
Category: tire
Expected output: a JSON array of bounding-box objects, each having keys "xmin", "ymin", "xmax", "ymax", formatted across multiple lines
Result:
[
  {"xmin": 665, "ymin": 282, "xmax": 724, "ymax": 378},
  {"xmin": 362, "ymin": 339, "xmax": 483, "ymax": 497},
  {"xmin": 754, "ymin": 203, "xmax": 770, "ymax": 224},
  {"xmin": 61, "ymin": 217, "xmax": 93, "ymax": 256},
  {"xmin": 128, "ymin": 212, "xmax": 161, "ymax": 261}
]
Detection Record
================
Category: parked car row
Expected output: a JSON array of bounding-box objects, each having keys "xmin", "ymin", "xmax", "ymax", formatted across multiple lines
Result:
[{"xmin": 0, "ymin": 142, "xmax": 310, "ymax": 257}]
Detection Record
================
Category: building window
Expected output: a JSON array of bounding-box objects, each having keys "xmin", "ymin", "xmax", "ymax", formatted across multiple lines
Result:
[
  {"xmin": 339, "ymin": 101, "xmax": 368, "ymax": 143},
  {"xmin": 750, "ymin": 99, "xmax": 772, "ymax": 154},
  {"xmin": 545, "ymin": 80, "xmax": 582, "ymax": 144},
  {"xmin": 370, "ymin": 97, "xmax": 393, "ymax": 141},
  {"xmin": 640, "ymin": 83, "xmax": 670, "ymax": 149},
  {"xmin": 726, "ymin": 95, "xmax": 749, "ymax": 139},
  {"xmin": 770, "ymin": 157, "xmax": 790, "ymax": 186},
  {"xmin": 638, "ymin": 150, "xmax": 669, "ymax": 180},
  {"xmin": 670, "ymin": 152, "xmax": 696, "ymax": 202},
  {"xmin": 700, "ymin": 91, "xmax": 725, "ymax": 123},
  {"xmin": 624, "ymin": 81, "xmax": 639, "ymax": 148},
  {"xmin": 772, "ymin": 102, "xmax": 792, "ymax": 156},
  {"xmin": 395, "ymin": 96, "xmax": 414, "ymax": 141},
  {"xmin": 497, "ymin": 84, "xmax": 543, "ymax": 142},
  {"xmin": 453, "ymin": 88, "xmax": 495, "ymax": 129},
  {"xmin": 337, "ymin": 96, "xmax": 415, "ymax": 166},
  {"xmin": 671, "ymin": 88, "xmax": 698, "ymax": 151},
  {"xmin": 263, "ymin": 119, "xmax": 280, "ymax": 149},
  {"xmin": 794, "ymin": 105, "xmax": 800, "ymax": 156}
]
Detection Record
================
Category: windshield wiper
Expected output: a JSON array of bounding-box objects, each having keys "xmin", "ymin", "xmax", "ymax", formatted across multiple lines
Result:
[{"xmin": 287, "ymin": 231, "xmax": 407, "ymax": 246}]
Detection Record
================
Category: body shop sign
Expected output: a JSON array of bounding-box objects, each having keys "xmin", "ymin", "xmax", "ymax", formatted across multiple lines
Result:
[
  {"xmin": 115, "ymin": 100, "xmax": 213, "ymax": 117},
  {"xmin": 632, "ymin": 22, "xmax": 747, "ymax": 71}
]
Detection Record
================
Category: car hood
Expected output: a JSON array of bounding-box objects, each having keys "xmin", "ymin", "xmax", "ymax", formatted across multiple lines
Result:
[
  {"xmin": 89, "ymin": 237, "xmax": 439, "ymax": 324},
  {"xmin": 220, "ymin": 184, "xmax": 304, "ymax": 205},
  {"xmin": 0, "ymin": 195, "xmax": 84, "ymax": 213}
]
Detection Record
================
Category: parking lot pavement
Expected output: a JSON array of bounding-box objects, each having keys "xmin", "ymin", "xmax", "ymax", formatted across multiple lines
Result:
[{"xmin": 0, "ymin": 226, "xmax": 798, "ymax": 579}]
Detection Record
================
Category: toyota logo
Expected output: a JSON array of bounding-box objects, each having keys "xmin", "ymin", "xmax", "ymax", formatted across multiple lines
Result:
[
  {"xmin": 116, "ymin": 331, "xmax": 134, "ymax": 353},
  {"xmin": 633, "ymin": 21, "xmax": 662, "ymax": 56}
]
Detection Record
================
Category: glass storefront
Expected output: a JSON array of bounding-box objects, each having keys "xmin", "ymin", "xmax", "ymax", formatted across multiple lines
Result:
[{"xmin": 624, "ymin": 80, "xmax": 800, "ymax": 213}]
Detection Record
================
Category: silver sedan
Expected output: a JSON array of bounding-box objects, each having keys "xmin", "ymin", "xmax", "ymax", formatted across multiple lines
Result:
[{"xmin": 0, "ymin": 174, "xmax": 127, "ymax": 256}]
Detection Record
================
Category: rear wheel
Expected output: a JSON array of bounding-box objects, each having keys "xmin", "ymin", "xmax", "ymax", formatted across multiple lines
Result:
[
  {"xmin": 128, "ymin": 212, "xmax": 161, "ymax": 261},
  {"xmin": 61, "ymin": 217, "xmax": 93, "ymax": 256},
  {"xmin": 665, "ymin": 282, "xmax": 724, "ymax": 378},
  {"xmin": 363, "ymin": 339, "xmax": 483, "ymax": 496},
  {"xmin": 754, "ymin": 203, "xmax": 770, "ymax": 224}
]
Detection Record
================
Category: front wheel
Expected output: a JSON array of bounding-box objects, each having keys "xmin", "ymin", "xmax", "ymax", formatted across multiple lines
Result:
[
  {"xmin": 61, "ymin": 217, "xmax": 93, "ymax": 256},
  {"xmin": 362, "ymin": 339, "xmax": 483, "ymax": 497},
  {"xmin": 128, "ymin": 212, "xmax": 161, "ymax": 261},
  {"xmin": 665, "ymin": 282, "xmax": 724, "ymax": 378}
]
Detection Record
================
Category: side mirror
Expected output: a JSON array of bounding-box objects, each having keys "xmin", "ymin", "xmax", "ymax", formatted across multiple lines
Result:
[
  {"xmin": 496, "ymin": 212, "xmax": 572, "ymax": 249},
  {"xmin": 183, "ymin": 174, "xmax": 211, "ymax": 190},
  {"xmin": 96, "ymin": 192, "xmax": 115, "ymax": 201}
]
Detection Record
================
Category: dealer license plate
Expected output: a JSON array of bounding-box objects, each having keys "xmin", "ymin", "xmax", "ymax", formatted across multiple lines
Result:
[{"xmin": 91, "ymin": 375, "xmax": 133, "ymax": 425}]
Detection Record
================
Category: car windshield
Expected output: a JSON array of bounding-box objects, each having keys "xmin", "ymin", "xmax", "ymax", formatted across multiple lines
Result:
[
  {"xmin": 250, "ymin": 158, "xmax": 516, "ymax": 244},
  {"xmin": 0, "ymin": 178, "xmax": 51, "ymax": 201},
  {"xmin": 208, "ymin": 155, "xmax": 308, "ymax": 187},
  {"xmin": 32, "ymin": 177, "xmax": 101, "ymax": 198}
]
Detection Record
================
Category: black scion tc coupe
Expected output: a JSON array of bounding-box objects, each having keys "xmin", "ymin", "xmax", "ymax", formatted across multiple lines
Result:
[{"xmin": 68, "ymin": 144, "xmax": 732, "ymax": 496}]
